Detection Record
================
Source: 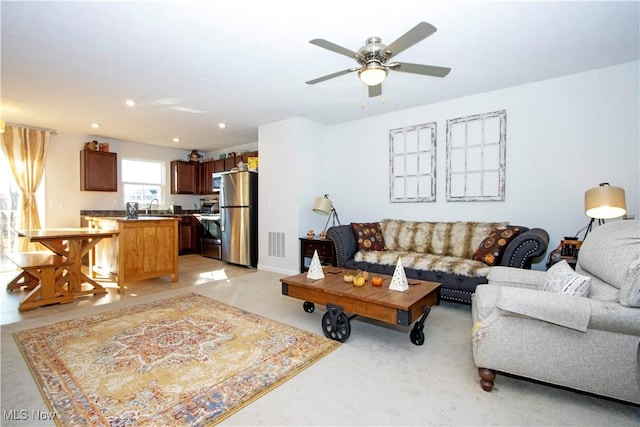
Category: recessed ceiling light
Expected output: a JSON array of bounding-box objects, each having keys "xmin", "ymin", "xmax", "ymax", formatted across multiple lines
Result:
[
  {"xmin": 218, "ymin": 122, "xmax": 226, "ymax": 129},
  {"xmin": 91, "ymin": 123, "xmax": 100, "ymax": 129},
  {"xmin": 172, "ymin": 137, "xmax": 181, "ymax": 143},
  {"xmin": 125, "ymin": 99, "xmax": 136, "ymax": 107}
]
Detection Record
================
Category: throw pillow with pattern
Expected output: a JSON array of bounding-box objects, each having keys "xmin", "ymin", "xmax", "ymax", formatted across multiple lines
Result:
[
  {"xmin": 473, "ymin": 226, "xmax": 522, "ymax": 265},
  {"xmin": 351, "ymin": 222, "xmax": 386, "ymax": 251},
  {"xmin": 542, "ymin": 260, "xmax": 591, "ymax": 297}
]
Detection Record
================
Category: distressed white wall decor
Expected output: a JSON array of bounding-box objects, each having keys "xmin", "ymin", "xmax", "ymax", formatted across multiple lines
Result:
[
  {"xmin": 389, "ymin": 122, "xmax": 437, "ymax": 202},
  {"xmin": 446, "ymin": 110, "xmax": 506, "ymax": 201}
]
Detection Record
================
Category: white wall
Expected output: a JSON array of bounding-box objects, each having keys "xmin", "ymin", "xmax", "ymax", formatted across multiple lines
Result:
[
  {"xmin": 258, "ymin": 61, "xmax": 639, "ymax": 273},
  {"xmin": 41, "ymin": 61, "xmax": 639, "ymax": 274},
  {"xmin": 257, "ymin": 117, "xmax": 326, "ymax": 274}
]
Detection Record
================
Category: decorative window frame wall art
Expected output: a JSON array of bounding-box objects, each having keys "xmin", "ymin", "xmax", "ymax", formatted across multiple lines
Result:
[
  {"xmin": 389, "ymin": 122, "xmax": 437, "ymax": 203},
  {"xmin": 445, "ymin": 110, "xmax": 506, "ymax": 201}
]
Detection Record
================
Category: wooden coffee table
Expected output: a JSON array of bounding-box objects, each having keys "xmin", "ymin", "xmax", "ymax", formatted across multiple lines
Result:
[{"xmin": 280, "ymin": 267, "xmax": 441, "ymax": 345}]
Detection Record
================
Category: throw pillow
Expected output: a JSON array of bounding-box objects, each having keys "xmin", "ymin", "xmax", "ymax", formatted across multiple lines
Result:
[
  {"xmin": 542, "ymin": 260, "xmax": 591, "ymax": 297},
  {"xmin": 351, "ymin": 222, "xmax": 386, "ymax": 251},
  {"xmin": 473, "ymin": 226, "xmax": 522, "ymax": 266}
]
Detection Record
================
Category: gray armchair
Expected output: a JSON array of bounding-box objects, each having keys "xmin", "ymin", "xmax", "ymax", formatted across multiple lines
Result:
[{"xmin": 471, "ymin": 220, "xmax": 640, "ymax": 404}]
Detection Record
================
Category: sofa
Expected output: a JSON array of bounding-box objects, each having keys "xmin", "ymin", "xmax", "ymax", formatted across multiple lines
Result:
[
  {"xmin": 471, "ymin": 219, "xmax": 640, "ymax": 404},
  {"xmin": 326, "ymin": 219, "xmax": 549, "ymax": 304}
]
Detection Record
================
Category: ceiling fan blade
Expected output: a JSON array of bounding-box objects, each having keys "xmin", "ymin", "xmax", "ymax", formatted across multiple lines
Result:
[
  {"xmin": 368, "ymin": 84, "xmax": 382, "ymax": 98},
  {"xmin": 385, "ymin": 22, "xmax": 437, "ymax": 59},
  {"xmin": 309, "ymin": 39, "xmax": 360, "ymax": 59},
  {"xmin": 392, "ymin": 62, "xmax": 451, "ymax": 78},
  {"xmin": 305, "ymin": 68, "xmax": 356, "ymax": 85}
]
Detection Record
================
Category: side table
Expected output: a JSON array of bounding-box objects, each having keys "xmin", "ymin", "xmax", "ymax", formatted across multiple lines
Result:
[
  {"xmin": 299, "ymin": 237, "xmax": 336, "ymax": 272},
  {"xmin": 546, "ymin": 239, "xmax": 582, "ymax": 270}
]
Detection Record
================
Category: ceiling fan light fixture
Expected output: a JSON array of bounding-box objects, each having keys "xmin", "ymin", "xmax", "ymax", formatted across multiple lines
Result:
[{"xmin": 358, "ymin": 65, "xmax": 388, "ymax": 86}]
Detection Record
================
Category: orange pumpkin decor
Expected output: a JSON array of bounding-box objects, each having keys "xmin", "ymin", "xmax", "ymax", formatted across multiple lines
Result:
[{"xmin": 371, "ymin": 276, "xmax": 383, "ymax": 286}]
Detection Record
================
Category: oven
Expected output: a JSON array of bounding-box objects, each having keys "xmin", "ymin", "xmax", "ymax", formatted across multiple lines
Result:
[{"xmin": 200, "ymin": 214, "xmax": 221, "ymax": 259}]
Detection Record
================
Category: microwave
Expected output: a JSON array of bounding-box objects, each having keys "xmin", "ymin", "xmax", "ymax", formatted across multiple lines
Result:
[{"xmin": 212, "ymin": 172, "xmax": 223, "ymax": 191}]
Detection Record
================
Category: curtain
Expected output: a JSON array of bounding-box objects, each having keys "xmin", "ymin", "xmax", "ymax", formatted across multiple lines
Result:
[{"xmin": 1, "ymin": 126, "xmax": 50, "ymax": 251}]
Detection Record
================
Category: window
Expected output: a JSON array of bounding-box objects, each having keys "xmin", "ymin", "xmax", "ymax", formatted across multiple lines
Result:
[
  {"xmin": 389, "ymin": 122, "xmax": 437, "ymax": 202},
  {"xmin": 446, "ymin": 110, "xmax": 506, "ymax": 201},
  {"xmin": 122, "ymin": 159, "xmax": 164, "ymax": 205}
]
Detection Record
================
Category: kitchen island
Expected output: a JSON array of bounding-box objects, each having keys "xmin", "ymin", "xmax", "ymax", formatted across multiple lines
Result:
[{"xmin": 84, "ymin": 216, "xmax": 179, "ymax": 293}]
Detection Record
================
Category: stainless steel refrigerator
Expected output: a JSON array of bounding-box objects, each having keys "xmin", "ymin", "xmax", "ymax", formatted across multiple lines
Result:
[{"xmin": 220, "ymin": 171, "xmax": 258, "ymax": 267}]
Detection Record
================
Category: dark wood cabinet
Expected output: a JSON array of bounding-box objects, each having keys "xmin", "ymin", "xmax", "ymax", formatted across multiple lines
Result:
[
  {"xmin": 214, "ymin": 159, "xmax": 225, "ymax": 172},
  {"xmin": 299, "ymin": 237, "xmax": 336, "ymax": 272},
  {"xmin": 200, "ymin": 159, "xmax": 216, "ymax": 194},
  {"xmin": 240, "ymin": 151, "xmax": 258, "ymax": 164},
  {"xmin": 178, "ymin": 215, "xmax": 201, "ymax": 255},
  {"xmin": 224, "ymin": 156, "xmax": 237, "ymax": 171},
  {"xmin": 172, "ymin": 151, "xmax": 258, "ymax": 195},
  {"xmin": 170, "ymin": 160, "xmax": 198, "ymax": 194},
  {"xmin": 80, "ymin": 150, "xmax": 117, "ymax": 192}
]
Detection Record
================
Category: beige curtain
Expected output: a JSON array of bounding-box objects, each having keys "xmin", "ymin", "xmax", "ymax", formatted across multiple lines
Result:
[{"xmin": 1, "ymin": 126, "xmax": 50, "ymax": 251}]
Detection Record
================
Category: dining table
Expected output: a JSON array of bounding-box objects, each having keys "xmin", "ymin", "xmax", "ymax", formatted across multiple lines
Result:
[{"xmin": 16, "ymin": 227, "xmax": 119, "ymax": 299}]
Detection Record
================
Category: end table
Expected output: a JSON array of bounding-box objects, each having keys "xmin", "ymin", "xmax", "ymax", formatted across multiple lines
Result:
[{"xmin": 299, "ymin": 237, "xmax": 336, "ymax": 272}]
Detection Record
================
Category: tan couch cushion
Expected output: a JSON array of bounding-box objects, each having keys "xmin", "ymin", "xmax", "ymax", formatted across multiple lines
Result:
[
  {"xmin": 354, "ymin": 250, "xmax": 491, "ymax": 278},
  {"xmin": 380, "ymin": 219, "xmax": 507, "ymax": 259}
]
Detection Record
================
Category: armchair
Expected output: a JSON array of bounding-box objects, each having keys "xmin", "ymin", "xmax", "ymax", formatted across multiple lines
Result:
[{"xmin": 471, "ymin": 220, "xmax": 640, "ymax": 404}]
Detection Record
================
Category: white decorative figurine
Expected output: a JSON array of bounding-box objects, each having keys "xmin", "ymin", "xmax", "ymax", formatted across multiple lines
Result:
[
  {"xmin": 389, "ymin": 257, "xmax": 409, "ymax": 291},
  {"xmin": 306, "ymin": 250, "xmax": 325, "ymax": 280}
]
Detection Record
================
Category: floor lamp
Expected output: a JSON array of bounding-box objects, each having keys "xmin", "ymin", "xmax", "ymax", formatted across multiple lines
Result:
[
  {"xmin": 312, "ymin": 195, "xmax": 341, "ymax": 238},
  {"xmin": 583, "ymin": 183, "xmax": 626, "ymax": 239}
]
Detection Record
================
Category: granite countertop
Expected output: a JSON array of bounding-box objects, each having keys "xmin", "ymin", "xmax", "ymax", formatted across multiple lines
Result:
[
  {"xmin": 81, "ymin": 210, "xmax": 202, "ymax": 218},
  {"xmin": 84, "ymin": 216, "xmax": 180, "ymax": 222}
]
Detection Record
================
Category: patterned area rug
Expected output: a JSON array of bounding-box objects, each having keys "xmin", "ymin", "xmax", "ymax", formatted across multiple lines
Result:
[{"xmin": 13, "ymin": 293, "xmax": 340, "ymax": 426}]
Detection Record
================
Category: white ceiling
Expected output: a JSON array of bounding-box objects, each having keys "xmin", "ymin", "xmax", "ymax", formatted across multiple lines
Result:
[{"xmin": 1, "ymin": 1, "xmax": 638, "ymax": 151}]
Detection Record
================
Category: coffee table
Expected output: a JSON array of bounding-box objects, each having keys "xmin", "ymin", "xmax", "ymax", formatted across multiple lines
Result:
[{"xmin": 280, "ymin": 267, "xmax": 441, "ymax": 345}]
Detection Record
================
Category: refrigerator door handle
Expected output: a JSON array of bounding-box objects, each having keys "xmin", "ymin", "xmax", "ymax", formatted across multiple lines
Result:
[{"xmin": 220, "ymin": 208, "xmax": 225, "ymax": 232}]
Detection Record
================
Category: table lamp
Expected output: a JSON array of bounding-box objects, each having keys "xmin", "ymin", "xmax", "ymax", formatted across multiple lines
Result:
[
  {"xmin": 583, "ymin": 182, "xmax": 626, "ymax": 238},
  {"xmin": 312, "ymin": 194, "xmax": 341, "ymax": 238}
]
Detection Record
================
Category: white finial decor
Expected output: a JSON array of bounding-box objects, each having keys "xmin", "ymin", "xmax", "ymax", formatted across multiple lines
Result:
[
  {"xmin": 306, "ymin": 250, "xmax": 325, "ymax": 280},
  {"xmin": 389, "ymin": 257, "xmax": 409, "ymax": 291}
]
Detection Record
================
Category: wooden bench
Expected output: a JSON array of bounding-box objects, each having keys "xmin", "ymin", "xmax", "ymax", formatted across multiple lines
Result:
[{"xmin": 7, "ymin": 252, "xmax": 74, "ymax": 311}]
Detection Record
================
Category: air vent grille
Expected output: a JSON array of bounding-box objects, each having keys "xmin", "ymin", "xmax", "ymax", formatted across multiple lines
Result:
[{"xmin": 268, "ymin": 232, "xmax": 286, "ymax": 258}]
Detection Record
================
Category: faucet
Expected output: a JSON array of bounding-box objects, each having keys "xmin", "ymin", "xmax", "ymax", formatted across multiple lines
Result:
[{"xmin": 146, "ymin": 198, "xmax": 159, "ymax": 215}]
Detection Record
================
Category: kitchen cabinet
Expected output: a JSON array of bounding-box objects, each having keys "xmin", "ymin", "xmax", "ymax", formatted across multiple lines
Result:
[
  {"xmin": 178, "ymin": 215, "xmax": 200, "ymax": 254},
  {"xmin": 214, "ymin": 159, "xmax": 225, "ymax": 172},
  {"xmin": 80, "ymin": 150, "xmax": 117, "ymax": 191},
  {"xmin": 170, "ymin": 160, "xmax": 198, "ymax": 194},
  {"xmin": 172, "ymin": 151, "xmax": 258, "ymax": 195},
  {"xmin": 224, "ymin": 156, "xmax": 237, "ymax": 170},
  {"xmin": 86, "ymin": 216, "xmax": 179, "ymax": 290},
  {"xmin": 240, "ymin": 151, "xmax": 258, "ymax": 164},
  {"xmin": 200, "ymin": 159, "xmax": 216, "ymax": 194}
]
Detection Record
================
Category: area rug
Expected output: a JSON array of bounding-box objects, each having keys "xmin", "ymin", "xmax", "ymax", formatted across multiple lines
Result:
[{"xmin": 13, "ymin": 292, "xmax": 340, "ymax": 426}]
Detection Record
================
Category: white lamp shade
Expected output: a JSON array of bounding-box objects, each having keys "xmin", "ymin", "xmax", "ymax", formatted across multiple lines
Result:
[
  {"xmin": 584, "ymin": 185, "xmax": 626, "ymax": 219},
  {"xmin": 358, "ymin": 67, "xmax": 387, "ymax": 86},
  {"xmin": 312, "ymin": 197, "xmax": 332, "ymax": 215}
]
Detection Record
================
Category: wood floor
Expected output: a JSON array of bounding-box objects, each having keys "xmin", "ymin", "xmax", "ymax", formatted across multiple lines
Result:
[{"xmin": 0, "ymin": 254, "xmax": 255, "ymax": 326}]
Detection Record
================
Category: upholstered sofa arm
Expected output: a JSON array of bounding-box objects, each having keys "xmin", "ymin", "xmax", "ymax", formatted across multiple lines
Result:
[
  {"xmin": 493, "ymin": 286, "xmax": 591, "ymax": 332},
  {"xmin": 475, "ymin": 284, "xmax": 640, "ymax": 336},
  {"xmin": 326, "ymin": 225, "xmax": 358, "ymax": 267},
  {"xmin": 487, "ymin": 266, "xmax": 545, "ymax": 289},
  {"xmin": 500, "ymin": 228, "xmax": 549, "ymax": 269}
]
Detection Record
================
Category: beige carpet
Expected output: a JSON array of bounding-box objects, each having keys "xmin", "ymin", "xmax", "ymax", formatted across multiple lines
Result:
[
  {"xmin": 13, "ymin": 292, "xmax": 339, "ymax": 426},
  {"xmin": 2, "ymin": 268, "xmax": 638, "ymax": 426}
]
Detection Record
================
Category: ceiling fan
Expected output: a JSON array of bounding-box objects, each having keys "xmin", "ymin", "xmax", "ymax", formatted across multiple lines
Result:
[{"xmin": 306, "ymin": 22, "xmax": 451, "ymax": 98}]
